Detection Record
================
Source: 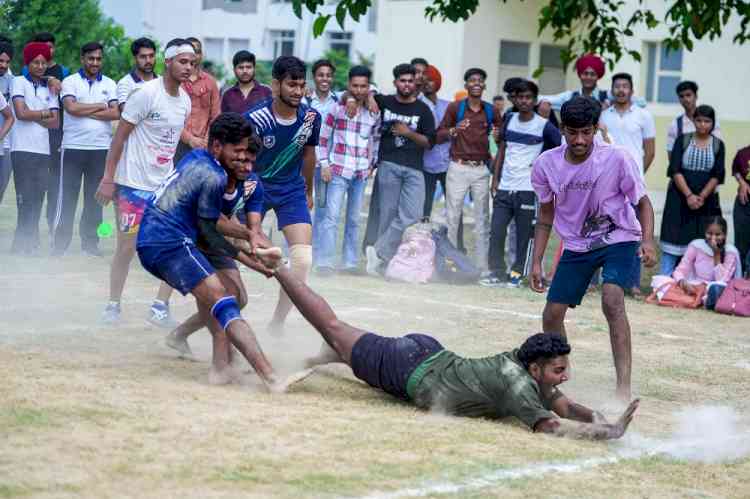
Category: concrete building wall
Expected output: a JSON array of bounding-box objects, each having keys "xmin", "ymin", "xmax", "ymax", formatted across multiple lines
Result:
[
  {"xmin": 373, "ymin": 0, "xmax": 750, "ymax": 193},
  {"xmin": 100, "ymin": 0, "xmax": 377, "ymax": 74},
  {"xmin": 373, "ymin": 0, "xmax": 465, "ymax": 97}
]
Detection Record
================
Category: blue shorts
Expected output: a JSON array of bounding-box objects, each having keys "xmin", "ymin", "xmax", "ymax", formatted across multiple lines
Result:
[
  {"xmin": 547, "ymin": 241, "xmax": 638, "ymax": 307},
  {"xmin": 138, "ymin": 241, "xmax": 215, "ymax": 295},
  {"xmin": 350, "ymin": 333, "xmax": 444, "ymax": 400},
  {"xmin": 262, "ymin": 183, "xmax": 311, "ymax": 230}
]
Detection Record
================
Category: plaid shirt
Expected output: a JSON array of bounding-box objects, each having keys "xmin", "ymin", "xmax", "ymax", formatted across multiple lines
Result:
[{"xmin": 318, "ymin": 101, "xmax": 381, "ymax": 180}]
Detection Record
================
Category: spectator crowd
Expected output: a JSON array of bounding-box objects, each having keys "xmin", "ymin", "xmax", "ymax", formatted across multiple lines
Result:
[{"xmin": 1, "ymin": 31, "xmax": 749, "ymax": 317}]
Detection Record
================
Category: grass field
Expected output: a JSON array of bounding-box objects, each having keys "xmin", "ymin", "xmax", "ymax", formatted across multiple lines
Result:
[{"xmin": 1, "ymin": 188, "xmax": 749, "ymax": 499}]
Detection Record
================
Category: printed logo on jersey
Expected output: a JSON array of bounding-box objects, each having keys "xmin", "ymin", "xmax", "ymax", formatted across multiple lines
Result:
[
  {"xmin": 244, "ymin": 180, "xmax": 258, "ymax": 199},
  {"xmin": 263, "ymin": 135, "xmax": 276, "ymax": 149},
  {"xmin": 295, "ymin": 111, "xmax": 317, "ymax": 146}
]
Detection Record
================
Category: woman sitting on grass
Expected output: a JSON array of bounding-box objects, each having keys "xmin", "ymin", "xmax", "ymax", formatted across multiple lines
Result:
[{"xmin": 651, "ymin": 216, "xmax": 741, "ymax": 309}]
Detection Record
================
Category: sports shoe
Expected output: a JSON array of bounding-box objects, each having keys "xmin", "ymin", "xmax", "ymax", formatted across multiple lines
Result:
[
  {"xmin": 365, "ymin": 246, "xmax": 383, "ymax": 276},
  {"xmin": 101, "ymin": 302, "xmax": 121, "ymax": 325},
  {"xmin": 148, "ymin": 301, "xmax": 178, "ymax": 328},
  {"xmin": 506, "ymin": 271, "xmax": 522, "ymax": 288},
  {"xmin": 478, "ymin": 274, "xmax": 505, "ymax": 287}
]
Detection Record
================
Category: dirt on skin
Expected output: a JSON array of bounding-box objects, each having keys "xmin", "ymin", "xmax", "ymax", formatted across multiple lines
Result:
[{"xmin": 1, "ymin": 250, "xmax": 750, "ymax": 499}]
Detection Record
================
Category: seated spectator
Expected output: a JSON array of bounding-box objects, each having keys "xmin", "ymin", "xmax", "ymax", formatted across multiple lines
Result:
[
  {"xmin": 731, "ymin": 143, "xmax": 750, "ymax": 274},
  {"xmin": 659, "ymin": 105, "xmax": 725, "ymax": 276},
  {"xmin": 651, "ymin": 216, "xmax": 741, "ymax": 309}
]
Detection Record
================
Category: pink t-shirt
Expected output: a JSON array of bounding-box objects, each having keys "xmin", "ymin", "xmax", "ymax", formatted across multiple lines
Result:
[{"xmin": 531, "ymin": 143, "xmax": 646, "ymax": 253}]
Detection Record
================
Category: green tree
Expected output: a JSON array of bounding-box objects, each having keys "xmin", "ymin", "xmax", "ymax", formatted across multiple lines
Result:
[
  {"xmin": 323, "ymin": 49, "xmax": 352, "ymax": 91},
  {"xmin": 0, "ymin": 0, "xmax": 133, "ymax": 78},
  {"xmin": 295, "ymin": 0, "xmax": 750, "ymax": 68},
  {"xmin": 255, "ymin": 60, "xmax": 274, "ymax": 86}
]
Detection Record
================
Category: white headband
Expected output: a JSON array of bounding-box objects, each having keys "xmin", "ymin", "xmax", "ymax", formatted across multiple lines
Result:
[{"xmin": 164, "ymin": 44, "xmax": 195, "ymax": 59}]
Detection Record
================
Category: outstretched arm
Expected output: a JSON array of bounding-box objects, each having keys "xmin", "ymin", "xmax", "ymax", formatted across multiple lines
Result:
[
  {"xmin": 535, "ymin": 399, "xmax": 639, "ymax": 440},
  {"xmin": 551, "ymin": 394, "xmax": 606, "ymax": 423}
]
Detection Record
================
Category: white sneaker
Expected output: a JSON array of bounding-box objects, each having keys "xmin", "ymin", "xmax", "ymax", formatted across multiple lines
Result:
[{"xmin": 365, "ymin": 246, "xmax": 382, "ymax": 276}]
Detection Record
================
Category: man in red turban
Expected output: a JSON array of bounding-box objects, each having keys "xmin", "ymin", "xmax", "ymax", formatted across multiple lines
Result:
[
  {"xmin": 22, "ymin": 42, "xmax": 51, "ymax": 67},
  {"xmin": 539, "ymin": 53, "xmax": 646, "ymax": 114}
]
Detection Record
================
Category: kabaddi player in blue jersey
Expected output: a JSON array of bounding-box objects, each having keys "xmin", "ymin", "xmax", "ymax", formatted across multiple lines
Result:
[
  {"xmin": 164, "ymin": 133, "xmax": 266, "ymax": 371},
  {"xmin": 244, "ymin": 56, "xmax": 321, "ymax": 333},
  {"xmin": 136, "ymin": 113, "xmax": 292, "ymax": 390}
]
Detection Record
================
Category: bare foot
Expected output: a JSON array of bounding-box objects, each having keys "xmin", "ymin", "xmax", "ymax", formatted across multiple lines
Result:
[
  {"xmin": 304, "ymin": 342, "xmax": 342, "ymax": 368},
  {"xmin": 255, "ymin": 246, "xmax": 284, "ymax": 271},
  {"xmin": 165, "ymin": 331, "xmax": 196, "ymax": 361},
  {"xmin": 263, "ymin": 368, "xmax": 315, "ymax": 393},
  {"xmin": 208, "ymin": 366, "xmax": 236, "ymax": 385}
]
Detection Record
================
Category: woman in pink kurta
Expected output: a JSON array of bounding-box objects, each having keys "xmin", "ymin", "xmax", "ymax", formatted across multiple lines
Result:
[{"xmin": 651, "ymin": 216, "xmax": 740, "ymax": 308}]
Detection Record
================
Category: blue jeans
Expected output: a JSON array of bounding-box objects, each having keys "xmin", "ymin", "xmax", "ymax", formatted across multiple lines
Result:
[
  {"xmin": 374, "ymin": 161, "xmax": 425, "ymax": 262},
  {"xmin": 317, "ymin": 174, "xmax": 368, "ymax": 269},
  {"xmin": 312, "ymin": 167, "xmax": 327, "ymax": 265},
  {"xmin": 660, "ymin": 252, "xmax": 681, "ymax": 276}
]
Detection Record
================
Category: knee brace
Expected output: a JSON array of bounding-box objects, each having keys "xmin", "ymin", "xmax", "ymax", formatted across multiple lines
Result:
[
  {"xmin": 288, "ymin": 244, "xmax": 312, "ymax": 281},
  {"xmin": 211, "ymin": 296, "xmax": 242, "ymax": 331}
]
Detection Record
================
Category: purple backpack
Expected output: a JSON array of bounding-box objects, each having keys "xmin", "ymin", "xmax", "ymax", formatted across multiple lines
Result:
[{"xmin": 385, "ymin": 224, "xmax": 436, "ymax": 284}]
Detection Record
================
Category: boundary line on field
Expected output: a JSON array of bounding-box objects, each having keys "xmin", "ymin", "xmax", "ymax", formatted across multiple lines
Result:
[{"xmin": 356, "ymin": 453, "xmax": 631, "ymax": 499}]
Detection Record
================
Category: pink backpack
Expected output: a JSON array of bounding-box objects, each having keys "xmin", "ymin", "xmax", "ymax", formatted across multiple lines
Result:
[
  {"xmin": 715, "ymin": 278, "xmax": 750, "ymax": 317},
  {"xmin": 385, "ymin": 224, "xmax": 436, "ymax": 284}
]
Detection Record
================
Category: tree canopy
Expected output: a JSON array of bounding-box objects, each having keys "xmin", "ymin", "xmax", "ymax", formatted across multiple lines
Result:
[{"xmin": 296, "ymin": 0, "xmax": 750, "ymax": 68}]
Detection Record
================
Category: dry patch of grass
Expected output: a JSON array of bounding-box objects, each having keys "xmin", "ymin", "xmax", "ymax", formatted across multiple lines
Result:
[{"xmin": 1, "ymin": 250, "xmax": 749, "ymax": 498}]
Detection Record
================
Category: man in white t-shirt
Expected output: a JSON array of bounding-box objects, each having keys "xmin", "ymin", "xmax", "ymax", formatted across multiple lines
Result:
[
  {"xmin": 482, "ymin": 80, "xmax": 561, "ymax": 288},
  {"xmin": 599, "ymin": 72, "xmax": 655, "ymax": 298},
  {"xmin": 665, "ymin": 80, "xmax": 721, "ymax": 154},
  {"xmin": 599, "ymin": 73, "xmax": 656, "ymax": 178},
  {"xmin": 52, "ymin": 42, "xmax": 119, "ymax": 257},
  {"xmin": 0, "ymin": 40, "xmax": 15, "ymax": 205},
  {"xmin": 95, "ymin": 39, "xmax": 195, "ymax": 326},
  {"xmin": 116, "ymin": 37, "xmax": 157, "ymax": 111},
  {"xmin": 10, "ymin": 42, "xmax": 60, "ymax": 255}
]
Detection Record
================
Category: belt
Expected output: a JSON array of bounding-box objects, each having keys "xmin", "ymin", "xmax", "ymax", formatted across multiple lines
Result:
[{"xmin": 455, "ymin": 159, "xmax": 485, "ymax": 167}]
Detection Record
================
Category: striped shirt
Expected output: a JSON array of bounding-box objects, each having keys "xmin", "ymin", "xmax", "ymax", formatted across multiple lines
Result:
[{"xmin": 318, "ymin": 101, "xmax": 380, "ymax": 180}]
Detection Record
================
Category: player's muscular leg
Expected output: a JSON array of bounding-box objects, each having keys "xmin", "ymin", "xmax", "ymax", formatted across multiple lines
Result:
[
  {"xmin": 542, "ymin": 302, "xmax": 568, "ymax": 337},
  {"xmin": 274, "ymin": 266, "xmax": 366, "ymax": 365},
  {"xmin": 270, "ymin": 222, "xmax": 313, "ymax": 331},
  {"xmin": 167, "ymin": 269, "xmax": 247, "ymax": 360},
  {"xmin": 192, "ymin": 274, "xmax": 278, "ymax": 388},
  {"xmin": 109, "ymin": 230, "xmax": 137, "ymax": 301},
  {"xmin": 601, "ymin": 283, "xmax": 632, "ymax": 401}
]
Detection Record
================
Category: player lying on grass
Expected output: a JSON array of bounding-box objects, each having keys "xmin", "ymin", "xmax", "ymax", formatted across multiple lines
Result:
[
  {"xmin": 164, "ymin": 133, "xmax": 265, "ymax": 376},
  {"xmin": 136, "ymin": 112, "xmax": 293, "ymax": 391},
  {"xmin": 256, "ymin": 264, "xmax": 639, "ymax": 439}
]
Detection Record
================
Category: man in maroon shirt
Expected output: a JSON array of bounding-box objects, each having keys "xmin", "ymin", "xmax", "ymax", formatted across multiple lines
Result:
[
  {"xmin": 221, "ymin": 50, "xmax": 272, "ymax": 115},
  {"xmin": 174, "ymin": 37, "xmax": 221, "ymax": 165},
  {"xmin": 436, "ymin": 67, "xmax": 502, "ymax": 271},
  {"xmin": 733, "ymin": 144, "xmax": 750, "ymax": 273}
]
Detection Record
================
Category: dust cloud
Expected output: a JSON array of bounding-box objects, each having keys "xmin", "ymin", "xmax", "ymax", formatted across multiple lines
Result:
[{"xmin": 620, "ymin": 405, "xmax": 750, "ymax": 464}]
